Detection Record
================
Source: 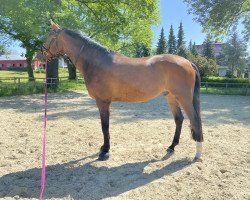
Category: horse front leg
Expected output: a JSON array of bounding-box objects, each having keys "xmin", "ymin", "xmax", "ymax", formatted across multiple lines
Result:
[{"xmin": 96, "ymin": 99, "xmax": 111, "ymax": 161}]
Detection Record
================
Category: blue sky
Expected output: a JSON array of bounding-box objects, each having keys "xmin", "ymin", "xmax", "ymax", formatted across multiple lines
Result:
[{"xmin": 152, "ymin": 0, "xmax": 206, "ymax": 47}]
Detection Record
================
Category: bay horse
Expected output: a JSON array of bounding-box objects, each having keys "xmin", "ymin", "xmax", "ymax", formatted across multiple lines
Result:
[{"xmin": 40, "ymin": 21, "xmax": 203, "ymax": 161}]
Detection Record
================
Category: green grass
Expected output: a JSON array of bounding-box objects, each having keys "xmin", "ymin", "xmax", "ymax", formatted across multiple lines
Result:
[
  {"xmin": 0, "ymin": 68, "xmax": 79, "ymax": 79},
  {"xmin": 0, "ymin": 69, "xmax": 85, "ymax": 97},
  {"xmin": 201, "ymin": 87, "xmax": 249, "ymax": 96},
  {"xmin": 0, "ymin": 80, "xmax": 86, "ymax": 97}
]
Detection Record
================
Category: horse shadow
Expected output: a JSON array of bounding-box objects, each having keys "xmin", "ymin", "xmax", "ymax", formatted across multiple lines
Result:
[{"xmin": 0, "ymin": 153, "xmax": 192, "ymax": 199}]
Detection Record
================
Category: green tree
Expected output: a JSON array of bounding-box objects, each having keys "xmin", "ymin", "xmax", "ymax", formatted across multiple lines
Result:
[
  {"xmin": 187, "ymin": 52, "xmax": 218, "ymax": 77},
  {"xmin": 221, "ymin": 32, "xmax": 249, "ymax": 76},
  {"xmin": 0, "ymin": 44, "xmax": 7, "ymax": 56},
  {"xmin": 168, "ymin": 25, "xmax": 177, "ymax": 54},
  {"xmin": 178, "ymin": 45, "xmax": 187, "ymax": 58},
  {"xmin": 177, "ymin": 22, "xmax": 185, "ymax": 49},
  {"xmin": 0, "ymin": 34, "xmax": 11, "ymax": 55},
  {"xmin": 191, "ymin": 42, "xmax": 198, "ymax": 56},
  {"xmin": 188, "ymin": 40, "xmax": 193, "ymax": 52},
  {"xmin": 151, "ymin": 47, "xmax": 157, "ymax": 55},
  {"xmin": 135, "ymin": 43, "xmax": 151, "ymax": 57},
  {"xmin": 184, "ymin": 0, "xmax": 250, "ymax": 40},
  {"xmin": 202, "ymin": 37, "xmax": 215, "ymax": 59},
  {"xmin": 156, "ymin": 27, "xmax": 167, "ymax": 54},
  {"xmin": 0, "ymin": 35, "xmax": 9, "ymax": 55},
  {"xmin": 177, "ymin": 22, "xmax": 187, "ymax": 58},
  {"xmin": 0, "ymin": 0, "xmax": 160, "ymax": 79}
]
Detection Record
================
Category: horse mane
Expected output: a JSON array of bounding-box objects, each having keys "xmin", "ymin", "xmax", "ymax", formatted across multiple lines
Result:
[{"xmin": 63, "ymin": 28, "xmax": 112, "ymax": 55}]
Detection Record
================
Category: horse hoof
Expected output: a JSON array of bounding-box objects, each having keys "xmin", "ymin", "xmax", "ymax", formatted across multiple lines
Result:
[{"xmin": 98, "ymin": 151, "xmax": 109, "ymax": 161}]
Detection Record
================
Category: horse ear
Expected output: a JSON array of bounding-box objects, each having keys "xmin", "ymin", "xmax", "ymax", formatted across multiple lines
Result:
[{"xmin": 50, "ymin": 19, "xmax": 60, "ymax": 30}]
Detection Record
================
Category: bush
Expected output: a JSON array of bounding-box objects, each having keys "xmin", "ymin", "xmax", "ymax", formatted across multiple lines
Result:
[
  {"xmin": 34, "ymin": 69, "xmax": 45, "ymax": 73},
  {"xmin": 225, "ymin": 71, "xmax": 236, "ymax": 78},
  {"xmin": 7, "ymin": 67, "xmax": 28, "ymax": 72},
  {"xmin": 187, "ymin": 53, "xmax": 218, "ymax": 77},
  {"xmin": 202, "ymin": 76, "xmax": 249, "ymax": 83}
]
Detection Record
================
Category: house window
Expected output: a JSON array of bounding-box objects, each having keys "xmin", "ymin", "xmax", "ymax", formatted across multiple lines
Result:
[
  {"xmin": 12, "ymin": 64, "xmax": 15, "ymax": 67},
  {"xmin": 20, "ymin": 64, "xmax": 22, "ymax": 67}
]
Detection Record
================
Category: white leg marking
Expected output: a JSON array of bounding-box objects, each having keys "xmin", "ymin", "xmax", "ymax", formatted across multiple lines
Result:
[{"xmin": 195, "ymin": 142, "xmax": 202, "ymax": 159}]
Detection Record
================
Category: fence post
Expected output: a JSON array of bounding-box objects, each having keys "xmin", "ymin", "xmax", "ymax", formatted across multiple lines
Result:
[{"xmin": 205, "ymin": 82, "xmax": 208, "ymax": 93}]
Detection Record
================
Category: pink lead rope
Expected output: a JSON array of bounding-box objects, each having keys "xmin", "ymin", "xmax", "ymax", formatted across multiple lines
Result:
[{"xmin": 39, "ymin": 62, "xmax": 48, "ymax": 200}]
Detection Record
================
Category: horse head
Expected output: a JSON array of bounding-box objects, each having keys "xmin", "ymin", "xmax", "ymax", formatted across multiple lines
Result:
[{"xmin": 40, "ymin": 20, "xmax": 64, "ymax": 61}]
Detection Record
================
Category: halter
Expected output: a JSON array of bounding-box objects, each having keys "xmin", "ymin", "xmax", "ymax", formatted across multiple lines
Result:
[
  {"xmin": 41, "ymin": 28, "xmax": 84, "ymax": 66},
  {"xmin": 40, "ymin": 29, "xmax": 64, "ymax": 62}
]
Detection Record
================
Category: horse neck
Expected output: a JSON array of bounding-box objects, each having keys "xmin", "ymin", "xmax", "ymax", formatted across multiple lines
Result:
[
  {"xmin": 60, "ymin": 31, "xmax": 112, "ymax": 74},
  {"xmin": 60, "ymin": 32, "xmax": 85, "ymax": 70}
]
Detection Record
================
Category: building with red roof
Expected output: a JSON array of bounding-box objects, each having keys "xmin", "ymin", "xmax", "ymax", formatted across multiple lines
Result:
[{"xmin": 0, "ymin": 54, "xmax": 47, "ymax": 70}]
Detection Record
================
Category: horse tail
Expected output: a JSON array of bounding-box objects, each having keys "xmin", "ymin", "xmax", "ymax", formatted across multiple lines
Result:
[{"xmin": 191, "ymin": 63, "xmax": 203, "ymax": 142}]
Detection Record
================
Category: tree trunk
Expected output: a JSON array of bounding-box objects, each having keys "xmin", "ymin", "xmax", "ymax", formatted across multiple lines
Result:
[
  {"xmin": 24, "ymin": 46, "xmax": 35, "ymax": 81},
  {"xmin": 27, "ymin": 59, "xmax": 35, "ymax": 81},
  {"xmin": 66, "ymin": 59, "xmax": 76, "ymax": 80},
  {"xmin": 47, "ymin": 58, "xmax": 59, "ymax": 88}
]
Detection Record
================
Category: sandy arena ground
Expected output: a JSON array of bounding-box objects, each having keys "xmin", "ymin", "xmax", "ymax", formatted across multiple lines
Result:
[{"xmin": 0, "ymin": 92, "xmax": 249, "ymax": 200}]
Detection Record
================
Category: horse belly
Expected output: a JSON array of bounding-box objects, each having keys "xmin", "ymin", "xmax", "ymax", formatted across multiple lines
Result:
[{"xmin": 111, "ymin": 78, "xmax": 164, "ymax": 102}]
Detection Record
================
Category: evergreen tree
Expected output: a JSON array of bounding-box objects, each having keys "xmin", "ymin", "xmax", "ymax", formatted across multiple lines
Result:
[
  {"xmin": 191, "ymin": 42, "xmax": 198, "ymax": 56},
  {"xmin": 177, "ymin": 22, "xmax": 185, "ymax": 49},
  {"xmin": 176, "ymin": 22, "xmax": 187, "ymax": 57},
  {"xmin": 202, "ymin": 36, "xmax": 215, "ymax": 59},
  {"xmin": 221, "ymin": 32, "xmax": 249, "ymax": 76},
  {"xmin": 188, "ymin": 40, "xmax": 193, "ymax": 52},
  {"xmin": 168, "ymin": 25, "xmax": 177, "ymax": 54},
  {"xmin": 156, "ymin": 27, "xmax": 167, "ymax": 54},
  {"xmin": 178, "ymin": 45, "xmax": 187, "ymax": 58},
  {"xmin": 135, "ymin": 43, "xmax": 151, "ymax": 57}
]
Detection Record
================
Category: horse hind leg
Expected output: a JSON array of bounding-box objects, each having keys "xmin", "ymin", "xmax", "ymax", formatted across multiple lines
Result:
[
  {"xmin": 178, "ymin": 97, "xmax": 203, "ymax": 160},
  {"xmin": 165, "ymin": 95, "xmax": 184, "ymax": 152}
]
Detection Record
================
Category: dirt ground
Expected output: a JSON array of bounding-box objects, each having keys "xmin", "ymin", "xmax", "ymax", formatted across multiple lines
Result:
[{"xmin": 0, "ymin": 91, "xmax": 249, "ymax": 200}]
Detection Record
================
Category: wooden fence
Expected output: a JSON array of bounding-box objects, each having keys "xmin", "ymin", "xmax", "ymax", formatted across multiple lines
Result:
[
  {"xmin": 200, "ymin": 82, "xmax": 249, "ymax": 95},
  {"xmin": 0, "ymin": 77, "xmax": 249, "ymax": 96}
]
